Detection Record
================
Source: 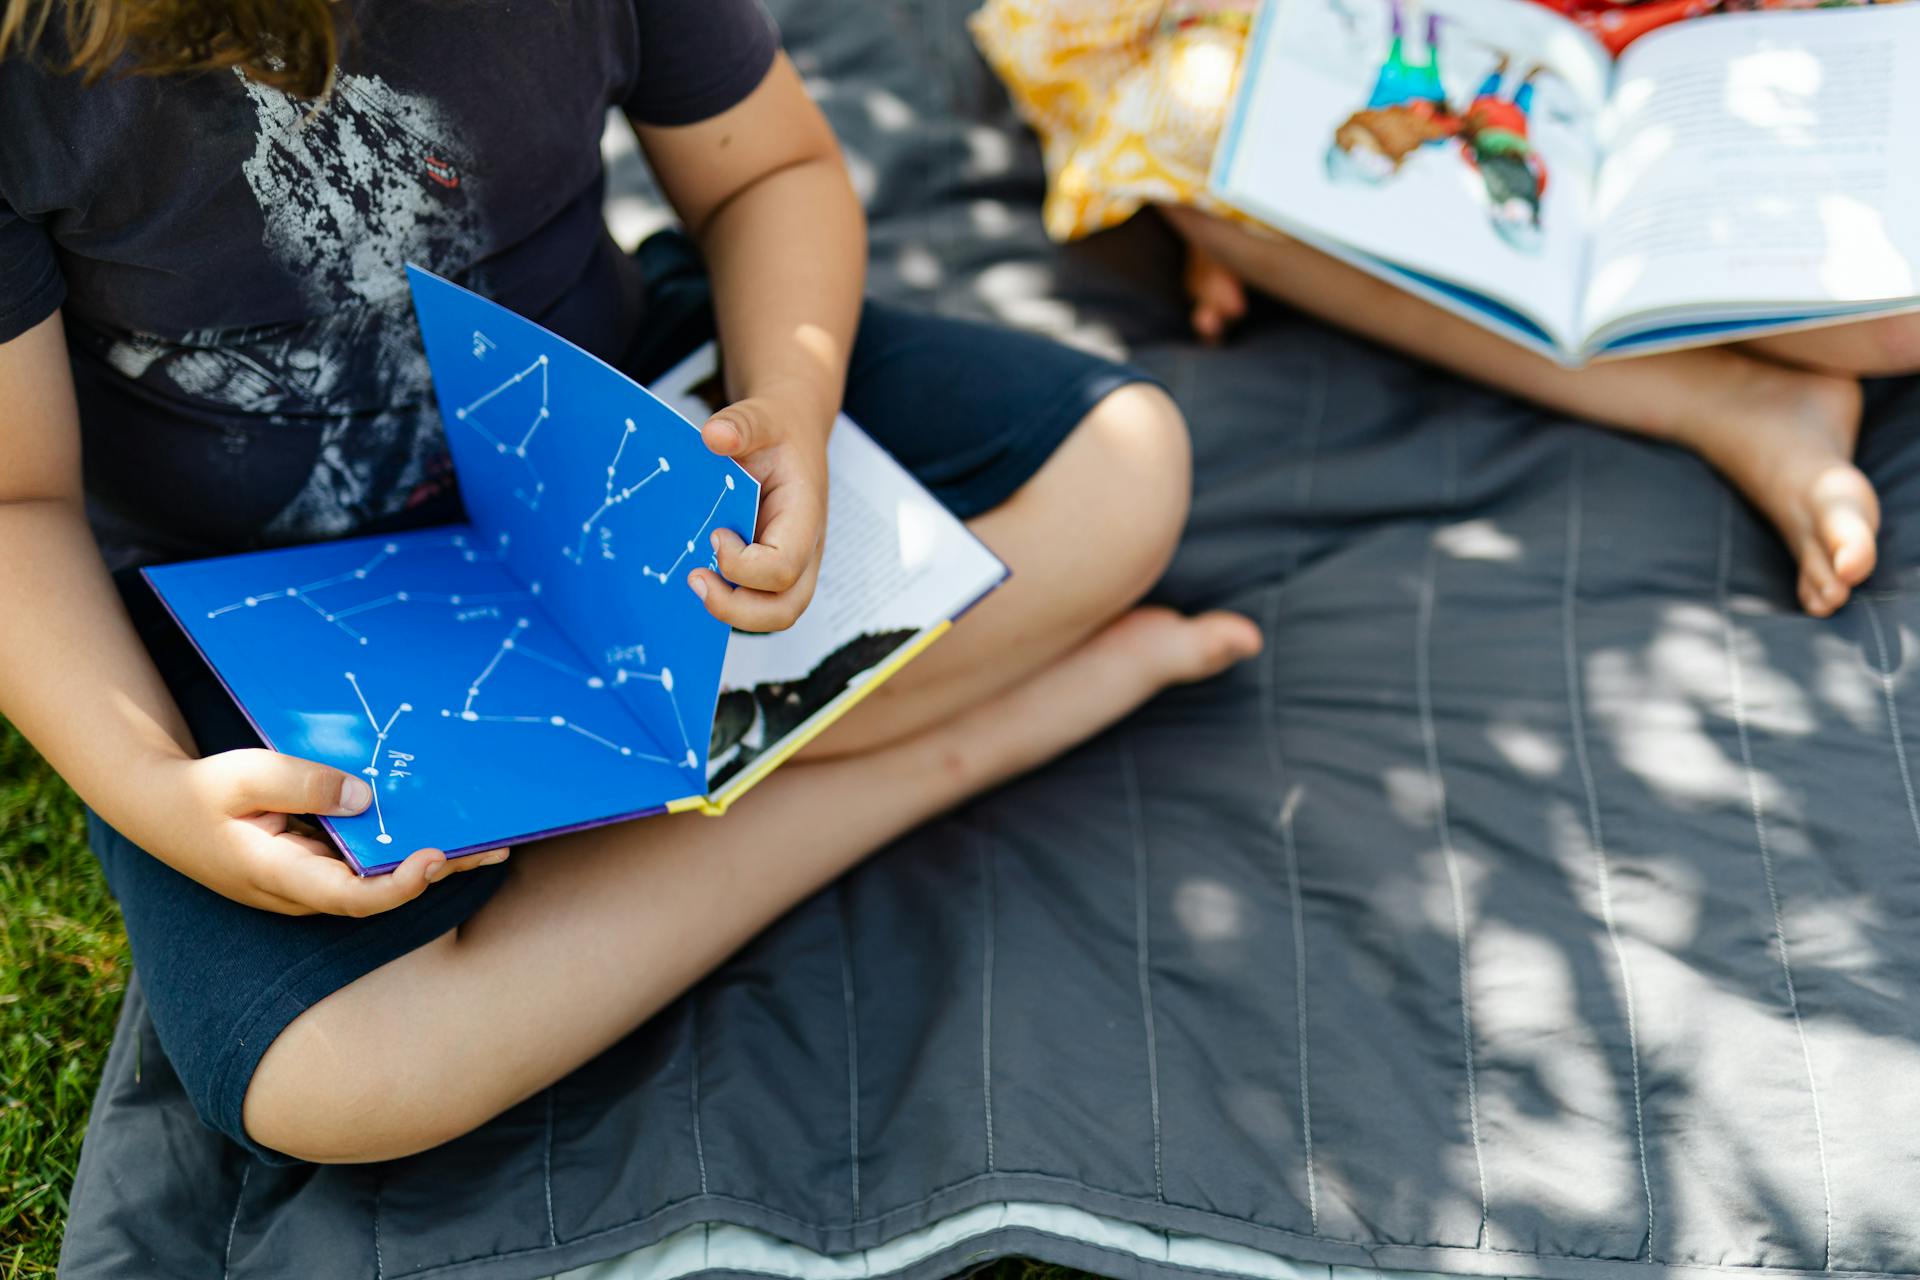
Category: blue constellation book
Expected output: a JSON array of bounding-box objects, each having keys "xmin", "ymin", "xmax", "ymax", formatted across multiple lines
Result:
[{"xmin": 145, "ymin": 269, "xmax": 1008, "ymax": 874}]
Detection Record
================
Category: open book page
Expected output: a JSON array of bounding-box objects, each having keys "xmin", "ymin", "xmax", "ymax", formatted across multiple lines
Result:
[
  {"xmin": 143, "ymin": 529, "xmax": 699, "ymax": 873},
  {"xmin": 647, "ymin": 345, "xmax": 1009, "ymax": 806},
  {"xmin": 1214, "ymin": 0, "xmax": 1613, "ymax": 350},
  {"xmin": 1582, "ymin": 6, "xmax": 1920, "ymax": 347},
  {"xmin": 410, "ymin": 267, "xmax": 759, "ymax": 781}
]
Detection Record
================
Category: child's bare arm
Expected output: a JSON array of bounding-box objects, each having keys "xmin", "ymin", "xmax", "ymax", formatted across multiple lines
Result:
[
  {"xmin": 0, "ymin": 315, "xmax": 198, "ymax": 787},
  {"xmin": 0, "ymin": 315, "xmax": 497, "ymax": 912},
  {"xmin": 632, "ymin": 53, "xmax": 865, "ymax": 633}
]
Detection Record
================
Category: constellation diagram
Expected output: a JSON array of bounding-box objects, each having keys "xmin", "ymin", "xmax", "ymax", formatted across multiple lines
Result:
[
  {"xmin": 452, "ymin": 352, "xmax": 550, "ymax": 510},
  {"xmin": 611, "ymin": 662, "xmax": 698, "ymax": 770},
  {"xmin": 438, "ymin": 617, "xmax": 698, "ymax": 771},
  {"xmin": 554, "ymin": 416, "xmax": 741, "ymax": 578},
  {"xmin": 642, "ymin": 474, "xmax": 738, "ymax": 585},
  {"xmin": 345, "ymin": 671, "xmax": 411, "ymax": 846},
  {"xmin": 564, "ymin": 418, "xmax": 669, "ymax": 565},
  {"xmin": 203, "ymin": 534, "xmax": 529, "ymax": 645}
]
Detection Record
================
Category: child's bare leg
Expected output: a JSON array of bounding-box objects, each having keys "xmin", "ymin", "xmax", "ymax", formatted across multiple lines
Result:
[
  {"xmin": 242, "ymin": 606, "xmax": 1262, "ymax": 1164},
  {"xmin": 802, "ymin": 383, "xmax": 1192, "ymax": 760},
  {"xmin": 1740, "ymin": 315, "xmax": 1920, "ymax": 379},
  {"xmin": 1163, "ymin": 204, "xmax": 1878, "ymax": 615}
]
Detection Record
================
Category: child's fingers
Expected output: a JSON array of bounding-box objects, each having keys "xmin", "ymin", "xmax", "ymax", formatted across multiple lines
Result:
[
  {"xmin": 246, "ymin": 831, "xmax": 443, "ymax": 917},
  {"xmin": 711, "ymin": 490, "xmax": 820, "ymax": 593},
  {"xmin": 207, "ymin": 747, "xmax": 373, "ymax": 819},
  {"xmin": 305, "ymin": 847, "xmax": 439, "ymax": 917},
  {"xmin": 700, "ymin": 400, "xmax": 774, "ymax": 458},
  {"xmin": 710, "ymin": 526, "xmax": 811, "ymax": 595},
  {"xmin": 689, "ymin": 557, "xmax": 821, "ymax": 633},
  {"xmin": 438, "ymin": 848, "xmax": 511, "ymax": 877}
]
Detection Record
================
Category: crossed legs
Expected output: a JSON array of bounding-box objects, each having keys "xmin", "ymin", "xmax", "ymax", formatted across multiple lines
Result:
[
  {"xmin": 242, "ymin": 387, "xmax": 1262, "ymax": 1163},
  {"xmin": 1166, "ymin": 203, "xmax": 1910, "ymax": 616}
]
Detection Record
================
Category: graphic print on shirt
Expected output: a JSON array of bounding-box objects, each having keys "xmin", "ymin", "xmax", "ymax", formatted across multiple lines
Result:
[{"xmin": 106, "ymin": 70, "xmax": 487, "ymax": 542}]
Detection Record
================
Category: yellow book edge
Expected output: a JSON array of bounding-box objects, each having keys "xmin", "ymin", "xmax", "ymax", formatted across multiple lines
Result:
[{"xmin": 663, "ymin": 620, "xmax": 956, "ymax": 818}]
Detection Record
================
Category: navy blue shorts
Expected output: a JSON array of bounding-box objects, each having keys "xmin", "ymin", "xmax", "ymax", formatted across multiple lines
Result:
[{"xmin": 94, "ymin": 232, "xmax": 1151, "ymax": 1163}]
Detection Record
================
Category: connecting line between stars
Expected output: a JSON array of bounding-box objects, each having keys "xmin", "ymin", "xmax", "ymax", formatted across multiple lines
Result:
[
  {"xmin": 204, "ymin": 535, "xmax": 526, "ymax": 646},
  {"xmin": 454, "ymin": 354, "xmax": 550, "ymax": 509},
  {"xmin": 345, "ymin": 672, "xmax": 411, "ymax": 847},
  {"xmin": 641, "ymin": 474, "xmax": 738, "ymax": 585},
  {"xmin": 441, "ymin": 618, "xmax": 684, "ymax": 768},
  {"xmin": 613, "ymin": 666, "xmax": 698, "ymax": 770},
  {"xmin": 566, "ymin": 418, "xmax": 669, "ymax": 564}
]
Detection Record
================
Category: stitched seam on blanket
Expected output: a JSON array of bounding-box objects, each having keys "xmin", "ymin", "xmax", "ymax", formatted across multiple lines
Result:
[
  {"xmin": 544, "ymin": 1087, "xmax": 558, "ymax": 1246},
  {"xmin": 1562, "ymin": 443, "xmax": 1657, "ymax": 1261},
  {"xmin": 1716, "ymin": 499, "xmax": 1836, "ymax": 1272},
  {"xmin": 1417, "ymin": 424, "xmax": 1491, "ymax": 1250},
  {"xmin": 839, "ymin": 884, "xmax": 863, "ymax": 1224},
  {"xmin": 374, "ymin": 1171, "xmax": 387, "ymax": 1280},
  {"xmin": 222, "ymin": 1161, "xmax": 251, "ymax": 1278},
  {"xmin": 1260, "ymin": 587, "xmax": 1319, "ymax": 1236},
  {"xmin": 691, "ymin": 994, "xmax": 710, "ymax": 1197},
  {"xmin": 1119, "ymin": 735, "xmax": 1165, "ymax": 1203},
  {"xmin": 980, "ymin": 830, "xmax": 996, "ymax": 1174},
  {"xmin": 1863, "ymin": 599, "xmax": 1920, "ymax": 854}
]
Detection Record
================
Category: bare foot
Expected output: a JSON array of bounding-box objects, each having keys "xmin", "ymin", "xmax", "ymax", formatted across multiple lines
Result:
[
  {"xmin": 1185, "ymin": 242, "xmax": 1249, "ymax": 345},
  {"xmin": 1672, "ymin": 357, "xmax": 1876, "ymax": 616},
  {"xmin": 933, "ymin": 607, "xmax": 1264, "ymax": 791},
  {"xmin": 1058, "ymin": 605, "xmax": 1264, "ymax": 702}
]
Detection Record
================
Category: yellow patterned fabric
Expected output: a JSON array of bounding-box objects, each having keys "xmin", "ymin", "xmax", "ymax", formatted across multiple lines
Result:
[{"xmin": 968, "ymin": 0, "xmax": 1255, "ymax": 242}]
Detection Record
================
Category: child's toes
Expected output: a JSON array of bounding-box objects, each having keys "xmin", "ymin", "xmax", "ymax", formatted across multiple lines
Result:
[
  {"xmin": 1184, "ymin": 250, "xmax": 1248, "ymax": 343},
  {"xmin": 1182, "ymin": 610, "xmax": 1265, "ymax": 677},
  {"xmin": 1797, "ymin": 552, "xmax": 1844, "ymax": 618},
  {"xmin": 1812, "ymin": 473, "xmax": 1879, "ymax": 589},
  {"xmin": 1103, "ymin": 606, "xmax": 1263, "ymax": 685},
  {"xmin": 1191, "ymin": 301, "xmax": 1226, "ymax": 344},
  {"xmin": 1795, "ymin": 526, "xmax": 1842, "ymax": 612},
  {"xmin": 1211, "ymin": 269, "xmax": 1249, "ymax": 323}
]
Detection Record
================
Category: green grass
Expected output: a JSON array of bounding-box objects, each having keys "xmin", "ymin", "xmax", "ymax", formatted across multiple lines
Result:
[
  {"xmin": 0, "ymin": 720, "xmax": 127, "ymax": 1277},
  {"xmin": 0, "ymin": 725, "xmax": 1096, "ymax": 1280}
]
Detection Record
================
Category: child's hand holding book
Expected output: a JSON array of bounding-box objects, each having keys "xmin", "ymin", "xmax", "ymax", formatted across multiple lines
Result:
[
  {"xmin": 150, "ymin": 748, "xmax": 508, "ymax": 916},
  {"xmin": 690, "ymin": 379, "xmax": 834, "ymax": 633}
]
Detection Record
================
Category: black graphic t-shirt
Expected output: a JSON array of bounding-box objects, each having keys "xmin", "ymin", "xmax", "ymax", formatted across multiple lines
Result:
[{"xmin": 0, "ymin": 1, "xmax": 778, "ymax": 564}]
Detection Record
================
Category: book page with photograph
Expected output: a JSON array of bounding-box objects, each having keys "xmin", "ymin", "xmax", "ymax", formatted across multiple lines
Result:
[
  {"xmin": 1582, "ymin": 5, "xmax": 1920, "ymax": 347},
  {"xmin": 647, "ymin": 345, "xmax": 1009, "ymax": 804},
  {"xmin": 1214, "ymin": 0, "xmax": 1613, "ymax": 350}
]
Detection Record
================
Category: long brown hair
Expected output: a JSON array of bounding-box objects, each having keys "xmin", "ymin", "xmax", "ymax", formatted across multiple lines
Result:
[{"xmin": 0, "ymin": 0, "xmax": 341, "ymax": 97}]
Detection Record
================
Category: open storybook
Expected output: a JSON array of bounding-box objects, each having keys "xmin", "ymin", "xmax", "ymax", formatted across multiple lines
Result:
[
  {"xmin": 144, "ymin": 269, "xmax": 1007, "ymax": 874},
  {"xmin": 1211, "ymin": 0, "xmax": 1920, "ymax": 364}
]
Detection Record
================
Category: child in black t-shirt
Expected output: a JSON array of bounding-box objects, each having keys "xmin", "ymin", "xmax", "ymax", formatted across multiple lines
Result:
[{"xmin": 0, "ymin": 0, "xmax": 1260, "ymax": 1164}]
